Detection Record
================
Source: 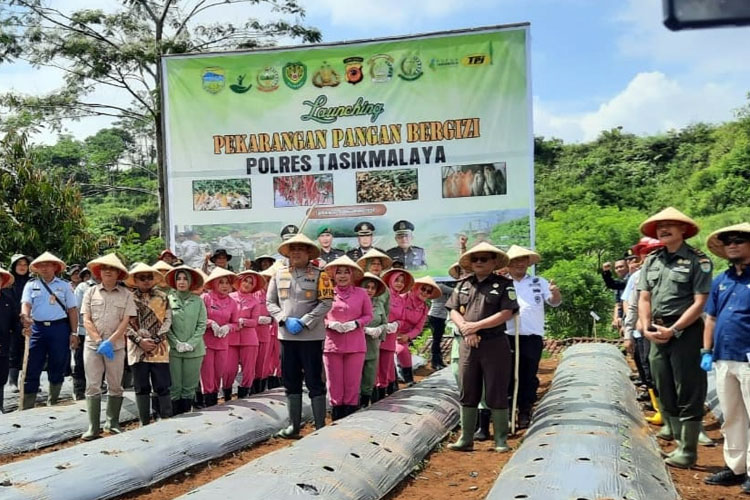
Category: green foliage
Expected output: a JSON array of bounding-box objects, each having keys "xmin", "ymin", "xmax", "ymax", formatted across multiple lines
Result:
[{"xmin": 116, "ymin": 233, "xmax": 165, "ymax": 267}]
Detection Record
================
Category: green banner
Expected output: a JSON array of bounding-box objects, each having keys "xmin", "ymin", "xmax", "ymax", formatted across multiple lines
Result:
[{"xmin": 162, "ymin": 25, "xmax": 533, "ymax": 276}]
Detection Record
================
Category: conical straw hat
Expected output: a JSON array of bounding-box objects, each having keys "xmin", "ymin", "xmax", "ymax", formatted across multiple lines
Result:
[
  {"xmin": 0, "ymin": 267, "xmax": 14, "ymax": 288},
  {"xmin": 203, "ymin": 266, "xmax": 237, "ymax": 290},
  {"xmin": 356, "ymin": 248, "xmax": 393, "ymax": 271},
  {"xmin": 382, "ymin": 268, "xmax": 415, "ymax": 294},
  {"xmin": 639, "ymin": 207, "xmax": 699, "ymax": 239},
  {"xmin": 278, "ymin": 233, "xmax": 320, "ymax": 259},
  {"xmin": 706, "ymin": 222, "xmax": 750, "ymax": 259},
  {"xmin": 325, "ymin": 255, "xmax": 365, "ymax": 283},
  {"xmin": 458, "ymin": 242, "xmax": 509, "ymax": 271},
  {"xmin": 413, "ymin": 276, "xmax": 442, "ymax": 299},
  {"xmin": 506, "ymin": 245, "xmax": 541, "ymax": 265},
  {"xmin": 88, "ymin": 253, "xmax": 129, "ymax": 281},
  {"xmin": 448, "ymin": 262, "xmax": 463, "ymax": 280},
  {"xmin": 233, "ymin": 270, "xmax": 264, "ymax": 293},
  {"xmin": 359, "ymin": 272, "xmax": 386, "ymax": 297},
  {"xmin": 165, "ymin": 265, "xmax": 204, "ymax": 291},
  {"xmin": 30, "ymin": 251, "xmax": 66, "ymax": 274},
  {"xmin": 152, "ymin": 260, "xmax": 174, "ymax": 275},
  {"xmin": 124, "ymin": 262, "xmax": 164, "ymax": 288}
]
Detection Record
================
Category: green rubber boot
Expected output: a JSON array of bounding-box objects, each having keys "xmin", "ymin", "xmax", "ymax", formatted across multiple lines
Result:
[
  {"xmin": 47, "ymin": 384, "xmax": 63, "ymax": 406},
  {"xmin": 21, "ymin": 392, "xmax": 37, "ymax": 410},
  {"xmin": 491, "ymin": 408, "xmax": 511, "ymax": 453},
  {"xmin": 698, "ymin": 422, "xmax": 715, "ymax": 447},
  {"xmin": 81, "ymin": 396, "xmax": 102, "ymax": 441},
  {"xmin": 103, "ymin": 396, "xmax": 124, "ymax": 434},
  {"xmin": 657, "ymin": 411, "xmax": 674, "ymax": 441},
  {"xmin": 276, "ymin": 394, "xmax": 302, "ymax": 439},
  {"xmin": 665, "ymin": 420, "xmax": 699, "ymax": 469},
  {"xmin": 311, "ymin": 395, "xmax": 327, "ymax": 430},
  {"xmin": 135, "ymin": 394, "xmax": 151, "ymax": 426},
  {"xmin": 448, "ymin": 406, "xmax": 478, "ymax": 452}
]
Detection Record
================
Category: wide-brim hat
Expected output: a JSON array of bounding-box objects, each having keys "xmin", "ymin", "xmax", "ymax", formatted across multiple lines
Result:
[
  {"xmin": 448, "ymin": 262, "xmax": 463, "ymax": 280},
  {"xmin": 233, "ymin": 270, "xmax": 264, "ymax": 293},
  {"xmin": 10, "ymin": 253, "xmax": 32, "ymax": 270},
  {"xmin": 278, "ymin": 233, "xmax": 321, "ymax": 259},
  {"xmin": 359, "ymin": 272, "xmax": 386, "ymax": 297},
  {"xmin": 204, "ymin": 266, "xmax": 237, "ymax": 291},
  {"xmin": 165, "ymin": 265, "xmax": 205, "ymax": 291},
  {"xmin": 158, "ymin": 249, "xmax": 177, "ymax": 261},
  {"xmin": 253, "ymin": 255, "xmax": 276, "ymax": 267},
  {"xmin": 706, "ymin": 222, "xmax": 750, "ymax": 259},
  {"xmin": 125, "ymin": 262, "xmax": 164, "ymax": 288},
  {"xmin": 413, "ymin": 276, "xmax": 442, "ymax": 299},
  {"xmin": 640, "ymin": 207, "xmax": 699, "ymax": 239},
  {"xmin": 458, "ymin": 242, "xmax": 509, "ymax": 271},
  {"xmin": 88, "ymin": 253, "xmax": 129, "ymax": 281},
  {"xmin": 152, "ymin": 260, "xmax": 174, "ymax": 275},
  {"xmin": 382, "ymin": 268, "xmax": 415, "ymax": 294},
  {"xmin": 324, "ymin": 255, "xmax": 365, "ymax": 283},
  {"xmin": 0, "ymin": 267, "xmax": 15, "ymax": 288},
  {"xmin": 506, "ymin": 245, "xmax": 541, "ymax": 265},
  {"xmin": 210, "ymin": 249, "xmax": 233, "ymax": 263},
  {"xmin": 356, "ymin": 248, "xmax": 393, "ymax": 271},
  {"xmin": 30, "ymin": 251, "xmax": 67, "ymax": 274}
]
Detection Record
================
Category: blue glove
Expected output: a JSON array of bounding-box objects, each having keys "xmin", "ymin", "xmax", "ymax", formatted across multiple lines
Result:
[
  {"xmin": 285, "ymin": 317, "xmax": 304, "ymax": 335},
  {"xmin": 97, "ymin": 339, "xmax": 115, "ymax": 360},
  {"xmin": 700, "ymin": 352, "xmax": 713, "ymax": 372}
]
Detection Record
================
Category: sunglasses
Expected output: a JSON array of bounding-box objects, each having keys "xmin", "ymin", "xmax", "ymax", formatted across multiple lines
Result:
[
  {"xmin": 470, "ymin": 256, "xmax": 492, "ymax": 263},
  {"xmin": 136, "ymin": 274, "xmax": 154, "ymax": 281},
  {"xmin": 419, "ymin": 286, "xmax": 432, "ymax": 293},
  {"xmin": 723, "ymin": 237, "xmax": 749, "ymax": 246}
]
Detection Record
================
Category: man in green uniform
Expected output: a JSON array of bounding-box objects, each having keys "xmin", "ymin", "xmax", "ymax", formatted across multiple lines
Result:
[{"xmin": 637, "ymin": 207, "xmax": 713, "ymax": 468}]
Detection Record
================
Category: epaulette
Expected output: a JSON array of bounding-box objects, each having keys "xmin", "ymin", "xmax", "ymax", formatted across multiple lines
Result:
[{"xmin": 688, "ymin": 247, "xmax": 708, "ymax": 258}]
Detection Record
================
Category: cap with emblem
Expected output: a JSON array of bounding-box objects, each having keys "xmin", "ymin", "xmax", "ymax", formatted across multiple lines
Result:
[
  {"xmin": 354, "ymin": 221, "xmax": 375, "ymax": 236},
  {"xmin": 393, "ymin": 220, "xmax": 415, "ymax": 235},
  {"xmin": 280, "ymin": 224, "xmax": 300, "ymax": 241},
  {"xmin": 706, "ymin": 222, "xmax": 750, "ymax": 259},
  {"xmin": 316, "ymin": 225, "xmax": 334, "ymax": 238}
]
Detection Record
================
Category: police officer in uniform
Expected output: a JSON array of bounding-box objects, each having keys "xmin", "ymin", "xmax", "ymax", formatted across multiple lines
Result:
[
  {"xmin": 446, "ymin": 242, "xmax": 518, "ymax": 453},
  {"xmin": 317, "ymin": 226, "xmax": 344, "ymax": 264},
  {"xmin": 266, "ymin": 233, "xmax": 333, "ymax": 438},
  {"xmin": 386, "ymin": 220, "xmax": 427, "ymax": 270},
  {"xmin": 346, "ymin": 222, "xmax": 385, "ymax": 261},
  {"xmin": 271, "ymin": 224, "xmax": 299, "ymax": 262},
  {"xmin": 637, "ymin": 207, "xmax": 712, "ymax": 469},
  {"xmin": 19, "ymin": 252, "xmax": 79, "ymax": 410}
]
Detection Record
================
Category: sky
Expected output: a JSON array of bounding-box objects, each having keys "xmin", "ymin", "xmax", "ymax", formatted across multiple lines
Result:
[{"xmin": 1, "ymin": 0, "xmax": 749, "ymax": 144}]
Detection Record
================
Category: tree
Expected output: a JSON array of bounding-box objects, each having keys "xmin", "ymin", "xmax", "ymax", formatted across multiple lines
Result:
[
  {"xmin": 0, "ymin": 129, "xmax": 96, "ymax": 261},
  {"xmin": 1, "ymin": 0, "xmax": 321, "ymax": 237}
]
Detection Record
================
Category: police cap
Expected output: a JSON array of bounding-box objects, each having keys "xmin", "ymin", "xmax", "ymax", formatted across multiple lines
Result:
[
  {"xmin": 280, "ymin": 224, "xmax": 300, "ymax": 240},
  {"xmin": 354, "ymin": 221, "xmax": 375, "ymax": 236},
  {"xmin": 393, "ymin": 220, "xmax": 415, "ymax": 235}
]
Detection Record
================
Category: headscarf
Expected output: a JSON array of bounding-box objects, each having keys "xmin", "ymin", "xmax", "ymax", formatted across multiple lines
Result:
[
  {"xmin": 10, "ymin": 255, "xmax": 31, "ymax": 301},
  {"xmin": 174, "ymin": 270, "xmax": 194, "ymax": 300}
]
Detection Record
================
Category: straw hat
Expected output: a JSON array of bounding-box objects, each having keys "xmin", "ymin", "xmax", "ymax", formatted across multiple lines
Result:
[
  {"xmin": 253, "ymin": 255, "xmax": 276, "ymax": 269},
  {"xmin": 448, "ymin": 262, "xmax": 463, "ymax": 280},
  {"xmin": 233, "ymin": 269, "xmax": 264, "ymax": 293},
  {"xmin": 413, "ymin": 276, "xmax": 442, "ymax": 299},
  {"xmin": 30, "ymin": 251, "xmax": 66, "ymax": 274},
  {"xmin": 325, "ymin": 255, "xmax": 365, "ymax": 283},
  {"xmin": 458, "ymin": 242, "xmax": 509, "ymax": 271},
  {"xmin": 506, "ymin": 245, "xmax": 541, "ymax": 265},
  {"xmin": 124, "ymin": 262, "xmax": 164, "ymax": 288},
  {"xmin": 278, "ymin": 233, "xmax": 320, "ymax": 260},
  {"xmin": 152, "ymin": 260, "xmax": 174, "ymax": 275},
  {"xmin": 359, "ymin": 272, "xmax": 386, "ymax": 297},
  {"xmin": 158, "ymin": 249, "xmax": 177, "ymax": 261},
  {"xmin": 706, "ymin": 222, "xmax": 750, "ymax": 259},
  {"xmin": 0, "ymin": 267, "xmax": 14, "ymax": 288},
  {"xmin": 87, "ymin": 253, "xmax": 129, "ymax": 281},
  {"xmin": 203, "ymin": 266, "xmax": 237, "ymax": 291},
  {"xmin": 356, "ymin": 248, "xmax": 393, "ymax": 271},
  {"xmin": 639, "ymin": 207, "xmax": 699, "ymax": 239},
  {"xmin": 382, "ymin": 268, "xmax": 415, "ymax": 293},
  {"xmin": 165, "ymin": 265, "xmax": 204, "ymax": 291}
]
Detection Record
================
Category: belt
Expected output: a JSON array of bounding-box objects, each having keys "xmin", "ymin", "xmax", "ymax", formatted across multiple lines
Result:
[
  {"xmin": 653, "ymin": 315, "xmax": 681, "ymax": 326},
  {"xmin": 34, "ymin": 318, "xmax": 68, "ymax": 327}
]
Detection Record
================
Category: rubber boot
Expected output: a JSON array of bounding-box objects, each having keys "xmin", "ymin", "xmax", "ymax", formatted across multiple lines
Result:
[
  {"xmin": 136, "ymin": 394, "xmax": 151, "ymax": 426},
  {"xmin": 21, "ymin": 392, "xmax": 37, "ymax": 410},
  {"xmin": 9, "ymin": 368, "xmax": 19, "ymax": 393},
  {"xmin": 491, "ymin": 409, "xmax": 511, "ymax": 452},
  {"xmin": 661, "ymin": 416, "xmax": 682, "ymax": 457},
  {"xmin": 171, "ymin": 399, "xmax": 183, "ymax": 416},
  {"xmin": 448, "ymin": 406, "xmax": 478, "ymax": 451},
  {"xmin": 158, "ymin": 395, "xmax": 172, "ymax": 419},
  {"xmin": 103, "ymin": 396, "xmax": 124, "ymax": 434},
  {"xmin": 237, "ymin": 386, "xmax": 249, "ymax": 398},
  {"xmin": 657, "ymin": 411, "xmax": 674, "ymax": 441},
  {"xmin": 698, "ymin": 422, "xmax": 715, "ymax": 447},
  {"xmin": 311, "ymin": 395, "xmax": 327, "ymax": 430},
  {"xmin": 474, "ymin": 409, "xmax": 491, "ymax": 441},
  {"xmin": 151, "ymin": 393, "xmax": 160, "ymax": 421},
  {"xmin": 47, "ymin": 383, "xmax": 63, "ymax": 406},
  {"xmin": 81, "ymin": 396, "xmax": 102, "ymax": 440},
  {"xmin": 645, "ymin": 389, "xmax": 663, "ymax": 425},
  {"xmin": 359, "ymin": 394, "xmax": 371, "ymax": 408},
  {"xmin": 402, "ymin": 367, "xmax": 414, "ymax": 385},
  {"xmin": 223, "ymin": 388, "xmax": 233, "ymax": 402},
  {"xmin": 277, "ymin": 394, "xmax": 302, "ymax": 439},
  {"xmin": 665, "ymin": 420, "xmax": 699, "ymax": 468}
]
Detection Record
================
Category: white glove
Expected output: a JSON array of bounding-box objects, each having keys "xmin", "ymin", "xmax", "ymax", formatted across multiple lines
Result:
[
  {"xmin": 175, "ymin": 341, "xmax": 193, "ymax": 353},
  {"xmin": 209, "ymin": 320, "xmax": 220, "ymax": 334},
  {"xmin": 387, "ymin": 321, "xmax": 399, "ymax": 334},
  {"xmin": 364, "ymin": 327, "xmax": 381, "ymax": 338},
  {"xmin": 216, "ymin": 325, "xmax": 230, "ymax": 338},
  {"xmin": 327, "ymin": 321, "xmax": 344, "ymax": 333},
  {"xmin": 341, "ymin": 321, "xmax": 357, "ymax": 333},
  {"xmin": 258, "ymin": 316, "xmax": 272, "ymax": 325}
]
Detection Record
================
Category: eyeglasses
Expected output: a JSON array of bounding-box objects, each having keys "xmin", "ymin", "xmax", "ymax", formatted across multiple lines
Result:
[
  {"xmin": 420, "ymin": 286, "xmax": 432, "ymax": 293},
  {"xmin": 470, "ymin": 256, "xmax": 491, "ymax": 263},
  {"xmin": 723, "ymin": 237, "xmax": 749, "ymax": 246},
  {"xmin": 136, "ymin": 275, "xmax": 154, "ymax": 281}
]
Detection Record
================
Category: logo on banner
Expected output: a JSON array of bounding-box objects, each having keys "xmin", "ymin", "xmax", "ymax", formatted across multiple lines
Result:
[
  {"xmin": 461, "ymin": 53, "xmax": 491, "ymax": 66},
  {"xmin": 202, "ymin": 67, "xmax": 226, "ymax": 94},
  {"xmin": 368, "ymin": 54, "xmax": 394, "ymax": 82},
  {"xmin": 398, "ymin": 55, "xmax": 423, "ymax": 81},
  {"xmin": 312, "ymin": 61, "xmax": 341, "ymax": 88},
  {"xmin": 229, "ymin": 74, "xmax": 252, "ymax": 94},
  {"xmin": 256, "ymin": 66, "xmax": 279, "ymax": 92},
  {"xmin": 283, "ymin": 62, "xmax": 307, "ymax": 89},
  {"xmin": 344, "ymin": 56, "xmax": 364, "ymax": 84},
  {"xmin": 428, "ymin": 57, "xmax": 459, "ymax": 70}
]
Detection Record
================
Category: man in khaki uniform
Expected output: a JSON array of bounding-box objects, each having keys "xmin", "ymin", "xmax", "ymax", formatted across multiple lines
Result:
[
  {"xmin": 637, "ymin": 207, "xmax": 712, "ymax": 468},
  {"xmin": 81, "ymin": 254, "xmax": 136, "ymax": 440}
]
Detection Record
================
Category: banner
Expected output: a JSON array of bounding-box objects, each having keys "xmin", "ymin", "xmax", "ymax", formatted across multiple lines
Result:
[{"xmin": 162, "ymin": 24, "xmax": 533, "ymax": 276}]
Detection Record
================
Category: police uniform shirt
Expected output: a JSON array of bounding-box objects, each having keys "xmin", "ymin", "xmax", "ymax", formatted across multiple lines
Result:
[
  {"xmin": 319, "ymin": 248, "xmax": 345, "ymax": 264},
  {"xmin": 505, "ymin": 274, "xmax": 559, "ymax": 337},
  {"xmin": 21, "ymin": 277, "xmax": 77, "ymax": 322},
  {"xmin": 346, "ymin": 246, "xmax": 385, "ymax": 262},
  {"xmin": 637, "ymin": 243, "xmax": 713, "ymax": 318},
  {"xmin": 386, "ymin": 246, "xmax": 427, "ymax": 270},
  {"xmin": 704, "ymin": 265, "xmax": 750, "ymax": 362},
  {"xmin": 445, "ymin": 274, "xmax": 518, "ymax": 338}
]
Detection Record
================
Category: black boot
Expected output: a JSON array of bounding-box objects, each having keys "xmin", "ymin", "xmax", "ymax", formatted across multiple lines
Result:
[
  {"xmin": 360, "ymin": 394, "xmax": 371, "ymax": 408},
  {"xmin": 151, "ymin": 393, "xmax": 161, "ymax": 421},
  {"xmin": 347, "ymin": 405, "xmax": 359, "ymax": 416},
  {"xmin": 378, "ymin": 387, "xmax": 387, "ymax": 400},
  {"xmin": 517, "ymin": 408, "xmax": 531, "ymax": 430},
  {"xmin": 260, "ymin": 378, "xmax": 269, "ymax": 392},
  {"xmin": 402, "ymin": 367, "xmax": 414, "ymax": 385},
  {"xmin": 194, "ymin": 390, "xmax": 205, "ymax": 409},
  {"xmin": 183, "ymin": 398, "xmax": 194, "ymax": 413},
  {"xmin": 171, "ymin": 399, "xmax": 183, "ymax": 416},
  {"xmin": 331, "ymin": 406, "xmax": 345, "ymax": 421},
  {"xmin": 387, "ymin": 381, "xmax": 398, "ymax": 395},
  {"xmin": 158, "ymin": 395, "xmax": 172, "ymax": 419},
  {"xmin": 251, "ymin": 379, "xmax": 262, "ymax": 395},
  {"xmin": 223, "ymin": 388, "xmax": 233, "ymax": 402},
  {"xmin": 237, "ymin": 386, "xmax": 249, "ymax": 398},
  {"xmin": 475, "ymin": 409, "xmax": 491, "ymax": 441}
]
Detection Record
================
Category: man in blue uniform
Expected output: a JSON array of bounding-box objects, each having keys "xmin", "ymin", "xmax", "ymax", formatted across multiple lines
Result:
[
  {"xmin": 19, "ymin": 252, "xmax": 79, "ymax": 410},
  {"xmin": 386, "ymin": 220, "xmax": 427, "ymax": 271}
]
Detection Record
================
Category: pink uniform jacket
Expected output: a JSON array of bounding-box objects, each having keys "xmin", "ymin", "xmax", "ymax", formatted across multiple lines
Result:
[
  {"xmin": 253, "ymin": 288, "xmax": 272, "ymax": 344},
  {"xmin": 324, "ymin": 286, "xmax": 373, "ymax": 354},
  {"xmin": 202, "ymin": 291, "xmax": 239, "ymax": 350},
  {"xmin": 230, "ymin": 291, "xmax": 260, "ymax": 346}
]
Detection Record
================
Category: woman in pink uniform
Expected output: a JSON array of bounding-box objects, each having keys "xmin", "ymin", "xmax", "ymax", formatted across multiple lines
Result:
[
  {"xmin": 395, "ymin": 276, "xmax": 442, "ymax": 383},
  {"xmin": 200, "ymin": 267, "xmax": 238, "ymax": 406},
  {"xmin": 376, "ymin": 268, "xmax": 414, "ymax": 398},
  {"xmin": 252, "ymin": 268, "xmax": 275, "ymax": 393},
  {"xmin": 226, "ymin": 270, "xmax": 263, "ymax": 400},
  {"xmin": 323, "ymin": 256, "xmax": 373, "ymax": 420},
  {"xmin": 263, "ymin": 314, "xmax": 282, "ymax": 389}
]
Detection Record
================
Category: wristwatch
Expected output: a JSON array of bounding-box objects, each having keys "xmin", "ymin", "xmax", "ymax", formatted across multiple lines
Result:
[{"xmin": 671, "ymin": 327, "xmax": 683, "ymax": 339}]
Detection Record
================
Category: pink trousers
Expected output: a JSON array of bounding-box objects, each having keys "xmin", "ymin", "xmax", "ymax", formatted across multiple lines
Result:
[
  {"xmin": 255, "ymin": 340, "xmax": 269, "ymax": 381},
  {"xmin": 200, "ymin": 347, "xmax": 227, "ymax": 394},
  {"xmin": 324, "ymin": 351, "xmax": 366, "ymax": 406},
  {"xmin": 396, "ymin": 342, "xmax": 412, "ymax": 368},
  {"xmin": 224, "ymin": 344, "xmax": 259, "ymax": 389},
  {"xmin": 264, "ymin": 339, "xmax": 281, "ymax": 378},
  {"xmin": 376, "ymin": 349, "xmax": 396, "ymax": 388}
]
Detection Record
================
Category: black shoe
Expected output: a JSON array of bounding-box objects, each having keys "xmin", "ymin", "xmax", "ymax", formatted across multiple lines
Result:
[
  {"xmin": 517, "ymin": 409, "xmax": 531, "ymax": 430},
  {"xmin": 331, "ymin": 405, "xmax": 345, "ymax": 421},
  {"xmin": 704, "ymin": 466, "xmax": 746, "ymax": 486},
  {"xmin": 223, "ymin": 388, "xmax": 232, "ymax": 402},
  {"xmin": 402, "ymin": 367, "xmax": 414, "ymax": 384},
  {"xmin": 742, "ymin": 477, "xmax": 750, "ymax": 494},
  {"xmin": 377, "ymin": 388, "xmax": 387, "ymax": 401},
  {"xmin": 360, "ymin": 394, "xmax": 371, "ymax": 408},
  {"xmin": 237, "ymin": 386, "xmax": 249, "ymax": 398},
  {"xmin": 194, "ymin": 391, "xmax": 205, "ymax": 409}
]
